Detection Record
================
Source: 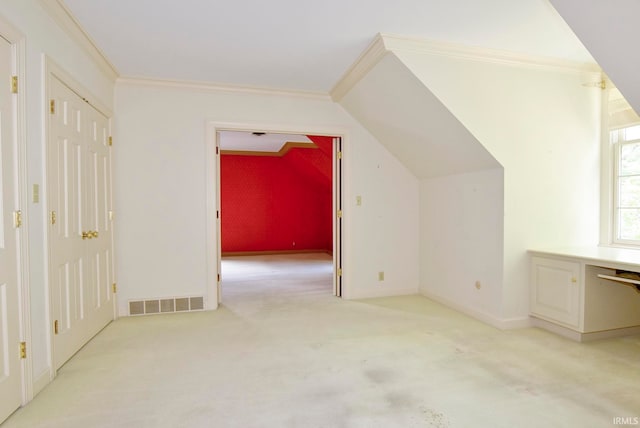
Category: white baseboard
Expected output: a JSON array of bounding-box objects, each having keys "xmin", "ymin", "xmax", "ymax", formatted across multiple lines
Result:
[
  {"xmin": 581, "ymin": 326, "xmax": 640, "ymax": 341},
  {"xmin": 347, "ymin": 286, "xmax": 418, "ymax": 300},
  {"xmin": 498, "ymin": 316, "xmax": 533, "ymax": 330},
  {"xmin": 530, "ymin": 317, "xmax": 583, "ymax": 341},
  {"xmin": 32, "ymin": 368, "xmax": 52, "ymax": 397},
  {"xmin": 421, "ymin": 290, "xmax": 531, "ymax": 330},
  {"xmin": 531, "ymin": 316, "xmax": 640, "ymax": 342}
]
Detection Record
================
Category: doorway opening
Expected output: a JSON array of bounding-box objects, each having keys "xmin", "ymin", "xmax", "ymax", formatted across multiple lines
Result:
[{"xmin": 214, "ymin": 130, "xmax": 343, "ymax": 305}]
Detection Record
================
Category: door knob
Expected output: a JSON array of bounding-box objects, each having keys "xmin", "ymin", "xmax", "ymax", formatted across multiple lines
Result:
[
  {"xmin": 82, "ymin": 231, "xmax": 90, "ymax": 240},
  {"xmin": 91, "ymin": 231, "xmax": 99, "ymax": 238}
]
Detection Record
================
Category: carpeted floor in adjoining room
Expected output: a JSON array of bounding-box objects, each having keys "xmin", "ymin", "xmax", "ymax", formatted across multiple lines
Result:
[{"xmin": 3, "ymin": 253, "xmax": 639, "ymax": 427}]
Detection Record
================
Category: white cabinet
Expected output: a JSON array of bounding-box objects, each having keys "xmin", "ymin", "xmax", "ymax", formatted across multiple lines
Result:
[
  {"xmin": 530, "ymin": 256, "xmax": 581, "ymax": 328},
  {"xmin": 530, "ymin": 248, "xmax": 640, "ymax": 341}
]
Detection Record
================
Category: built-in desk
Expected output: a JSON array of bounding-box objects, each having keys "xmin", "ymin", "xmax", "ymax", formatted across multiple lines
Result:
[{"xmin": 529, "ymin": 247, "xmax": 640, "ymax": 341}]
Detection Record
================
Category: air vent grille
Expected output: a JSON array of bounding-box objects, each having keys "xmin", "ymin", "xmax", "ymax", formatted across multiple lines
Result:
[{"xmin": 129, "ymin": 296, "xmax": 205, "ymax": 316}]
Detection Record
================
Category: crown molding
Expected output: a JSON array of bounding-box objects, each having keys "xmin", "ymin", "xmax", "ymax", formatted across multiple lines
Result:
[
  {"xmin": 330, "ymin": 33, "xmax": 602, "ymax": 102},
  {"xmin": 383, "ymin": 33, "xmax": 601, "ymax": 73},
  {"xmin": 330, "ymin": 34, "xmax": 389, "ymax": 102},
  {"xmin": 38, "ymin": 0, "xmax": 119, "ymax": 81},
  {"xmin": 116, "ymin": 76, "xmax": 332, "ymax": 101}
]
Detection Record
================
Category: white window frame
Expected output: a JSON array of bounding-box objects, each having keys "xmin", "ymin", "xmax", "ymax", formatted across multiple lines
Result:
[
  {"xmin": 601, "ymin": 88, "xmax": 640, "ymax": 248},
  {"xmin": 612, "ymin": 130, "xmax": 640, "ymax": 246}
]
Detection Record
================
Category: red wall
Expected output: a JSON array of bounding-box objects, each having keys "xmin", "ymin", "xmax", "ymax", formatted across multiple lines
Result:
[{"xmin": 221, "ymin": 136, "xmax": 333, "ymax": 253}]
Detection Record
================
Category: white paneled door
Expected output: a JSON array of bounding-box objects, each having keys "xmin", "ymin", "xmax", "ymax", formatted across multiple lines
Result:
[
  {"xmin": 48, "ymin": 73, "xmax": 114, "ymax": 370},
  {"xmin": 84, "ymin": 104, "xmax": 115, "ymax": 335},
  {"xmin": 0, "ymin": 35, "xmax": 22, "ymax": 423}
]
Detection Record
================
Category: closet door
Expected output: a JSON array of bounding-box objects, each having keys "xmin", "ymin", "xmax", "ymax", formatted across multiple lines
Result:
[
  {"xmin": 49, "ymin": 77, "xmax": 88, "ymax": 368},
  {"xmin": 48, "ymin": 74, "xmax": 114, "ymax": 370},
  {"xmin": 0, "ymin": 34, "xmax": 22, "ymax": 424},
  {"xmin": 84, "ymin": 106, "xmax": 114, "ymax": 334}
]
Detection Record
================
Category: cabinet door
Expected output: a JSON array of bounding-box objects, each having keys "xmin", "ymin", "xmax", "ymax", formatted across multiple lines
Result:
[{"xmin": 530, "ymin": 257, "xmax": 581, "ymax": 328}]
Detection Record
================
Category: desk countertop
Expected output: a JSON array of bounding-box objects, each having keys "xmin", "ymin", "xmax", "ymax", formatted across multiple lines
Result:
[{"xmin": 528, "ymin": 246, "xmax": 640, "ymax": 269}]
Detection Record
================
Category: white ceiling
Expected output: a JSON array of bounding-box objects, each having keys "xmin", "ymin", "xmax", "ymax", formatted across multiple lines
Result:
[
  {"xmin": 218, "ymin": 131, "xmax": 312, "ymax": 152},
  {"xmin": 62, "ymin": 0, "xmax": 594, "ymax": 93},
  {"xmin": 548, "ymin": 0, "xmax": 640, "ymax": 114}
]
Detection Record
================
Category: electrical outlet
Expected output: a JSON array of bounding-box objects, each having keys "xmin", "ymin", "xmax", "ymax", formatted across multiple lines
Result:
[
  {"xmin": 475, "ymin": 280, "xmax": 481, "ymax": 290},
  {"xmin": 378, "ymin": 271, "xmax": 385, "ymax": 281}
]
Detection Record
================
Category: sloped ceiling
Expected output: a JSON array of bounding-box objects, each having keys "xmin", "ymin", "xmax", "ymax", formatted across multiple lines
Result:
[
  {"xmin": 549, "ymin": 0, "xmax": 640, "ymax": 113},
  {"xmin": 285, "ymin": 136, "xmax": 333, "ymax": 190},
  {"xmin": 61, "ymin": 0, "xmax": 594, "ymax": 92},
  {"xmin": 340, "ymin": 52, "xmax": 499, "ymax": 179}
]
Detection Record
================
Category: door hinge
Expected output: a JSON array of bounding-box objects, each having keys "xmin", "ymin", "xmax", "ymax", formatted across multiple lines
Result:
[
  {"xmin": 50, "ymin": 99, "xmax": 55, "ymax": 114},
  {"xmin": 337, "ymin": 151, "xmax": 342, "ymax": 160},
  {"xmin": 217, "ymin": 273, "xmax": 221, "ymax": 282},
  {"xmin": 51, "ymin": 210, "xmax": 57, "ymax": 225},
  {"xmin": 216, "ymin": 210, "xmax": 219, "ymax": 219},
  {"xmin": 112, "ymin": 283, "xmax": 117, "ymax": 293},
  {"xmin": 14, "ymin": 210, "xmax": 22, "ymax": 228},
  {"xmin": 337, "ymin": 210, "xmax": 343, "ymax": 218},
  {"xmin": 337, "ymin": 268, "xmax": 343, "ymax": 277},
  {"xmin": 19, "ymin": 342, "xmax": 26, "ymax": 359},
  {"xmin": 11, "ymin": 76, "xmax": 18, "ymax": 94},
  {"xmin": 108, "ymin": 136, "xmax": 113, "ymax": 147},
  {"xmin": 54, "ymin": 320, "xmax": 59, "ymax": 335},
  {"xmin": 216, "ymin": 146, "xmax": 219, "ymax": 155}
]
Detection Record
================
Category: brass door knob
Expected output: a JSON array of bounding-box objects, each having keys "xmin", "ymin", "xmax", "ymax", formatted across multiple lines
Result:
[
  {"xmin": 82, "ymin": 231, "xmax": 90, "ymax": 240},
  {"xmin": 92, "ymin": 231, "xmax": 99, "ymax": 239}
]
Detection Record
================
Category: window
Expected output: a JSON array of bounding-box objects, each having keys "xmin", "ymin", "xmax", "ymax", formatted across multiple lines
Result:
[
  {"xmin": 613, "ymin": 124, "xmax": 640, "ymax": 244},
  {"xmin": 604, "ymin": 85, "xmax": 640, "ymax": 247}
]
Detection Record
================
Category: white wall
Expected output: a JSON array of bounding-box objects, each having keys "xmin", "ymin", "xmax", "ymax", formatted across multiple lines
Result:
[
  {"xmin": 420, "ymin": 169, "xmax": 504, "ymax": 324},
  {"xmin": 113, "ymin": 80, "xmax": 420, "ymax": 315},
  {"xmin": 0, "ymin": 0, "xmax": 115, "ymax": 393},
  {"xmin": 397, "ymin": 50, "xmax": 601, "ymax": 323}
]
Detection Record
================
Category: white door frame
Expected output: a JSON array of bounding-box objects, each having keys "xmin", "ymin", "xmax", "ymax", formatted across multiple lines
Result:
[
  {"xmin": 0, "ymin": 16, "xmax": 31, "ymax": 405},
  {"xmin": 333, "ymin": 136, "xmax": 343, "ymax": 297},
  {"xmin": 205, "ymin": 121, "xmax": 348, "ymax": 308}
]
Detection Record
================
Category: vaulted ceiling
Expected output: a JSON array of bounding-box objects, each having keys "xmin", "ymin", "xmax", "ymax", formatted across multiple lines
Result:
[
  {"xmin": 57, "ymin": 0, "xmax": 640, "ymax": 181},
  {"xmin": 548, "ymin": 0, "xmax": 640, "ymax": 114},
  {"xmin": 61, "ymin": 0, "xmax": 594, "ymax": 93}
]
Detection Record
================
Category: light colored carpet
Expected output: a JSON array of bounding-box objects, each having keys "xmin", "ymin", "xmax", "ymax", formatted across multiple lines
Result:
[{"xmin": 3, "ymin": 253, "xmax": 639, "ymax": 427}]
